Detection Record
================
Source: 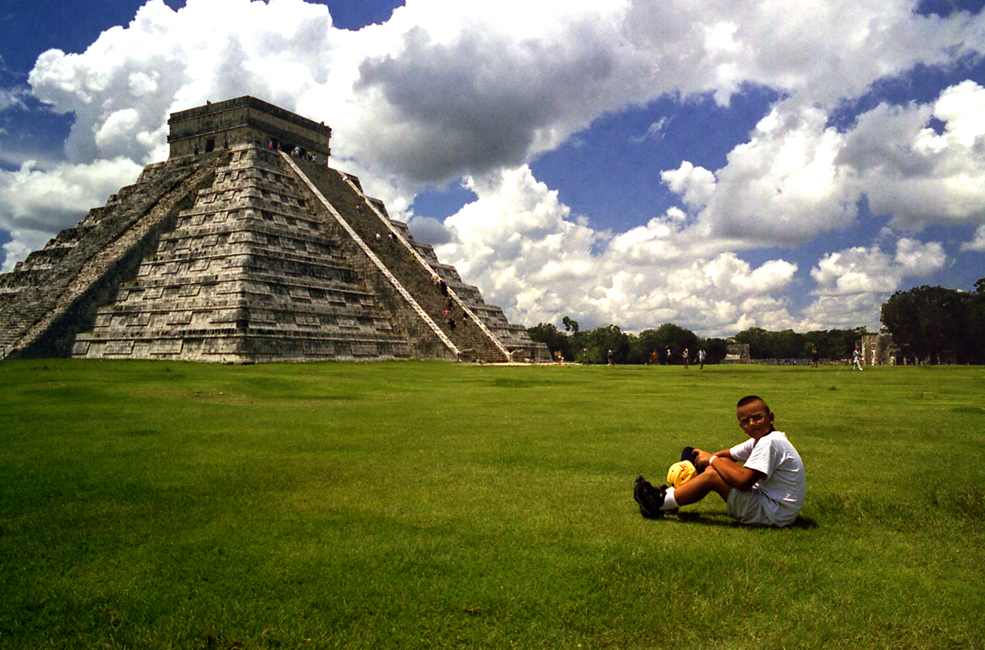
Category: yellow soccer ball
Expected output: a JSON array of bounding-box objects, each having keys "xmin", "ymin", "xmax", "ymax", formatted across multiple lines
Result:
[{"xmin": 667, "ymin": 460, "xmax": 697, "ymax": 488}]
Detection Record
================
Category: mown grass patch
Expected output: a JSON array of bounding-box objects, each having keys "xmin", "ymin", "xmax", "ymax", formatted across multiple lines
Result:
[{"xmin": 1, "ymin": 360, "xmax": 983, "ymax": 649}]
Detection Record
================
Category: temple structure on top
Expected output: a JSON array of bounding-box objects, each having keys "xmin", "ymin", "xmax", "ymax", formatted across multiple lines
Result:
[
  {"xmin": 166, "ymin": 96, "xmax": 332, "ymax": 159},
  {"xmin": 0, "ymin": 97, "xmax": 548, "ymax": 364}
]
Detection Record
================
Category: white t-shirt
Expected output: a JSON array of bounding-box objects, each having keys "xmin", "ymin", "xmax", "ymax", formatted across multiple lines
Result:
[{"xmin": 729, "ymin": 430, "xmax": 806, "ymax": 527}]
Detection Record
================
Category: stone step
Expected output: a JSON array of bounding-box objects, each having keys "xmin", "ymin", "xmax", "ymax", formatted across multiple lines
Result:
[{"xmin": 2, "ymin": 97, "xmax": 549, "ymax": 363}]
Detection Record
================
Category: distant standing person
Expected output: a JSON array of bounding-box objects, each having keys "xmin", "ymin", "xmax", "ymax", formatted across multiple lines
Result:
[
  {"xmin": 852, "ymin": 346, "xmax": 863, "ymax": 371},
  {"xmin": 811, "ymin": 347, "xmax": 819, "ymax": 368},
  {"xmin": 682, "ymin": 348, "xmax": 689, "ymax": 370},
  {"xmin": 698, "ymin": 348, "xmax": 706, "ymax": 369},
  {"xmin": 665, "ymin": 345, "xmax": 672, "ymax": 365},
  {"xmin": 608, "ymin": 348, "xmax": 614, "ymax": 365}
]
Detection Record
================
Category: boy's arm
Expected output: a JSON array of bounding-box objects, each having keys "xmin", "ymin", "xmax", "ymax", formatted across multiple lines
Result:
[
  {"xmin": 695, "ymin": 449, "xmax": 763, "ymax": 491},
  {"xmin": 693, "ymin": 448, "xmax": 731, "ymax": 463}
]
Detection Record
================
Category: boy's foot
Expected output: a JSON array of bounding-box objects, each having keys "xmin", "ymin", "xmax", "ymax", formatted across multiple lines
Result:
[{"xmin": 634, "ymin": 475, "xmax": 668, "ymax": 519}]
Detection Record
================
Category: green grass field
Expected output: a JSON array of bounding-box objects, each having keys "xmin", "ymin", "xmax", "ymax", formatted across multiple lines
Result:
[{"xmin": 1, "ymin": 359, "xmax": 983, "ymax": 649}]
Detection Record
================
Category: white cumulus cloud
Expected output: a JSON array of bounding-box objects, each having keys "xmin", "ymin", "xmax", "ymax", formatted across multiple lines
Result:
[
  {"xmin": 961, "ymin": 224, "xmax": 985, "ymax": 252},
  {"xmin": 0, "ymin": 158, "xmax": 143, "ymax": 233},
  {"xmin": 810, "ymin": 238, "xmax": 946, "ymax": 296},
  {"xmin": 1, "ymin": 0, "xmax": 984, "ymax": 335},
  {"xmin": 431, "ymin": 165, "xmax": 800, "ymax": 336},
  {"xmin": 799, "ymin": 237, "xmax": 946, "ymax": 329}
]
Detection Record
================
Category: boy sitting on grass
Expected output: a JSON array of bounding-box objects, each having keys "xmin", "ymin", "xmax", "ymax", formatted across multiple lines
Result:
[{"xmin": 634, "ymin": 395, "xmax": 806, "ymax": 528}]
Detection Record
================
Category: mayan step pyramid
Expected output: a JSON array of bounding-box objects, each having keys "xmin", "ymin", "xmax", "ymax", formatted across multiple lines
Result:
[{"xmin": 0, "ymin": 96, "xmax": 549, "ymax": 363}]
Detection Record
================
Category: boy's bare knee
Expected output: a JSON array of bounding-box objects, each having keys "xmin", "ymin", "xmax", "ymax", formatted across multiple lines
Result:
[{"xmin": 691, "ymin": 470, "xmax": 731, "ymax": 502}]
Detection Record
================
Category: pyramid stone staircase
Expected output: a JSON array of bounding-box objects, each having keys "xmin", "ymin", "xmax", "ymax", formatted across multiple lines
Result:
[{"xmin": 0, "ymin": 96, "xmax": 549, "ymax": 363}]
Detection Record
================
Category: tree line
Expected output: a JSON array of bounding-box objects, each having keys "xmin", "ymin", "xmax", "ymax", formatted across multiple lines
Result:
[
  {"xmin": 880, "ymin": 278, "xmax": 985, "ymax": 365},
  {"xmin": 528, "ymin": 277, "xmax": 984, "ymax": 365},
  {"xmin": 527, "ymin": 320, "xmax": 866, "ymax": 365}
]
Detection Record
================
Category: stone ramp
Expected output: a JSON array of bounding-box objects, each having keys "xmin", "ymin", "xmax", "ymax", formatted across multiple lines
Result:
[
  {"xmin": 404, "ymin": 233, "xmax": 547, "ymax": 360},
  {"xmin": 280, "ymin": 154, "xmax": 460, "ymax": 361},
  {"xmin": 1, "ymin": 96, "xmax": 549, "ymax": 364},
  {"xmin": 74, "ymin": 145, "xmax": 414, "ymax": 363},
  {"xmin": 286, "ymin": 155, "xmax": 514, "ymax": 363}
]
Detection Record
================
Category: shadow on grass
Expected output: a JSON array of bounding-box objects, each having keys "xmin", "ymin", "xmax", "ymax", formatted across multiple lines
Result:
[{"xmin": 641, "ymin": 511, "xmax": 819, "ymax": 529}]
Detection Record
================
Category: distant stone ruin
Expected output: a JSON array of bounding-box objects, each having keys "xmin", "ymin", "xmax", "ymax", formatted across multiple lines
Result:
[
  {"xmin": 861, "ymin": 332, "xmax": 896, "ymax": 366},
  {"xmin": 0, "ymin": 96, "xmax": 549, "ymax": 363},
  {"xmin": 723, "ymin": 340, "xmax": 750, "ymax": 364}
]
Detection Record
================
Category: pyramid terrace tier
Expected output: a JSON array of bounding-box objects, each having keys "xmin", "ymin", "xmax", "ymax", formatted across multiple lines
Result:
[{"xmin": 2, "ymin": 95, "xmax": 550, "ymax": 363}]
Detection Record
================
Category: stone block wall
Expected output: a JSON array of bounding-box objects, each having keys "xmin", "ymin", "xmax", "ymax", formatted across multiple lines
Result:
[
  {"xmin": 1, "ymin": 153, "xmax": 225, "ymax": 359},
  {"xmin": 75, "ymin": 145, "xmax": 410, "ymax": 363},
  {"xmin": 168, "ymin": 97, "xmax": 332, "ymax": 160},
  {"xmin": 288, "ymin": 157, "xmax": 492, "ymax": 360},
  {"xmin": 2, "ymin": 97, "xmax": 548, "ymax": 364}
]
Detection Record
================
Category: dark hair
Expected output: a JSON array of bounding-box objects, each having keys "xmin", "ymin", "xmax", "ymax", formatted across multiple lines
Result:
[
  {"xmin": 737, "ymin": 395, "xmax": 775, "ymax": 431},
  {"xmin": 737, "ymin": 395, "xmax": 770, "ymax": 413}
]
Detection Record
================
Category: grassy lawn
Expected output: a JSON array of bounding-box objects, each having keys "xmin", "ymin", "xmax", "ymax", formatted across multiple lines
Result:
[{"xmin": 1, "ymin": 359, "xmax": 983, "ymax": 649}]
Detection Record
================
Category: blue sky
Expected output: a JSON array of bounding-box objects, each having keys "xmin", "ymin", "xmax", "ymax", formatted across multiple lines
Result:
[{"xmin": 2, "ymin": 0, "xmax": 984, "ymax": 337}]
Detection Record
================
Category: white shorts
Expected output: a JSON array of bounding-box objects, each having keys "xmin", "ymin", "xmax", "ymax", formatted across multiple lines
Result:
[{"xmin": 726, "ymin": 486, "xmax": 776, "ymax": 527}]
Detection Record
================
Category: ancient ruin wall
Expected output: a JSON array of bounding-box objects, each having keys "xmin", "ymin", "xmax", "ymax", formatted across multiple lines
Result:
[
  {"xmin": 1, "ymin": 153, "xmax": 227, "ymax": 359},
  {"xmin": 74, "ymin": 146, "xmax": 413, "ymax": 363},
  {"xmin": 2, "ymin": 96, "xmax": 549, "ymax": 363}
]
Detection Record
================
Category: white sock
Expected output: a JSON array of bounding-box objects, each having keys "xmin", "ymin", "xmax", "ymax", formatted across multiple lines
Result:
[{"xmin": 661, "ymin": 487, "xmax": 679, "ymax": 511}]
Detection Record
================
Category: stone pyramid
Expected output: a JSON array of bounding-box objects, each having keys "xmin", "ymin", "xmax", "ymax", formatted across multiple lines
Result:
[{"xmin": 0, "ymin": 96, "xmax": 548, "ymax": 363}]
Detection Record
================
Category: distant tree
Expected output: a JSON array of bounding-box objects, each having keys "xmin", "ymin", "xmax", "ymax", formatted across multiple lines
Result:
[
  {"xmin": 733, "ymin": 327, "xmax": 770, "ymax": 359},
  {"xmin": 803, "ymin": 331, "xmax": 833, "ymax": 359},
  {"xmin": 819, "ymin": 328, "xmax": 867, "ymax": 360},
  {"xmin": 881, "ymin": 285, "xmax": 970, "ymax": 364},
  {"xmin": 737, "ymin": 327, "xmax": 864, "ymax": 360},
  {"xmin": 772, "ymin": 329, "xmax": 805, "ymax": 359},
  {"xmin": 805, "ymin": 328, "xmax": 860, "ymax": 360},
  {"xmin": 967, "ymin": 279, "xmax": 985, "ymax": 364},
  {"xmin": 527, "ymin": 318, "xmax": 887, "ymax": 365},
  {"xmin": 649, "ymin": 323, "xmax": 699, "ymax": 364},
  {"xmin": 698, "ymin": 338, "xmax": 730, "ymax": 364},
  {"xmin": 629, "ymin": 329, "xmax": 666, "ymax": 364},
  {"xmin": 569, "ymin": 329, "xmax": 590, "ymax": 361},
  {"xmin": 583, "ymin": 324, "xmax": 630, "ymax": 364},
  {"xmin": 527, "ymin": 323, "xmax": 573, "ymax": 360}
]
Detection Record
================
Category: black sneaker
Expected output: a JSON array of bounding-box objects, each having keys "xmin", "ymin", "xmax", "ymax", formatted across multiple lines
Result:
[
  {"xmin": 633, "ymin": 475, "xmax": 653, "ymax": 518},
  {"xmin": 634, "ymin": 475, "xmax": 667, "ymax": 519}
]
